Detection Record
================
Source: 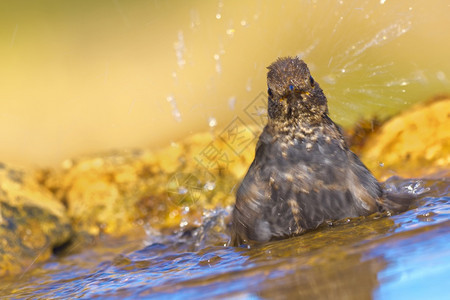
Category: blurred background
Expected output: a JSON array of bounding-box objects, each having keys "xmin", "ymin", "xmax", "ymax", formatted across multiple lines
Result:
[{"xmin": 0, "ymin": 0, "xmax": 449, "ymax": 167}]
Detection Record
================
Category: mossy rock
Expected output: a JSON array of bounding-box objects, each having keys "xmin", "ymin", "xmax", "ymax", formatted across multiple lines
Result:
[{"xmin": 0, "ymin": 163, "xmax": 72, "ymax": 276}]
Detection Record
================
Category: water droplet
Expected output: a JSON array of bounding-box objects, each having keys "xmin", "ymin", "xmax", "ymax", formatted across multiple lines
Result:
[
  {"xmin": 204, "ymin": 181, "xmax": 216, "ymax": 191},
  {"xmin": 341, "ymin": 68, "xmax": 346, "ymax": 73},
  {"xmin": 174, "ymin": 31, "xmax": 186, "ymax": 68},
  {"xmin": 208, "ymin": 117, "xmax": 217, "ymax": 128},
  {"xmin": 215, "ymin": 13, "xmax": 221, "ymax": 19},
  {"xmin": 240, "ymin": 19, "xmax": 248, "ymax": 26},
  {"xmin": 226, "ymin": 28, "xmax": 235, "ymax": 36},
  {"xmin": 215, "ymin": 62, "xmax": 221, "ymax": 74},
  {"xmin": 190, "ymin": 9, "xmax": 200, "ymax": 29},
  {"xmin": 379, "ymin": 162, "xmax": 384, "ymax": 167},
  {"xmin": 323, "ymin": 75, "xmax": 336, "ymax": 85},
  {"xmin": 228, "ymin": 96, "xmax": 236, "ymax": 110},
  {"xmin": 178, "ymin": 186, "xmax": 188, "ymax": 195},
  {"xmin": 169, "ymin": 210, "xmax": 179, "ymax": 218},
  {"xmin": 213, "ymin": 53, "xmax": 222, "ymax": 73},
  {"xmin": 436, "ymin": 71, "xmax": 447, "ymax": 82},
  {"xmin": 167, "ymin": 95, "xmax": 182, "ymax": 122},
  {"xmin": 246, "ymin": 78, "xmax": 252, "ymax": 91}
]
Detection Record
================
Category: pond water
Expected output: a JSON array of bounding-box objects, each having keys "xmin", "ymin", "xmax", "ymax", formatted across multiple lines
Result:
[{"xmin": 1, "ymin": 176, "xmax": 448, "ymax": 299}]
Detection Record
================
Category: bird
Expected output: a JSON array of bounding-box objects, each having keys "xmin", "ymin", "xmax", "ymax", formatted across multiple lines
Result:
[{"xmin": 231, "ymin": 56, "xmax": 412, "ymax": 245}]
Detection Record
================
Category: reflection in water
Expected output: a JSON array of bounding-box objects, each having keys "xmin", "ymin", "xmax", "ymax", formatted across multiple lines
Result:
[
  {"xmin": 0, "ymin": 177, "xmax": 448, "ymax": 299},
  {"xmin": 258, "ymin": 256, "xmax": 386, "ymax": 300}
]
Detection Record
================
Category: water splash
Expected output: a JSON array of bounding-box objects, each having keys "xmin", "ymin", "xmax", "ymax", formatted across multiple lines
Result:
[
  {"xmin": 383, "ymin": 176, "xmax": 430, "ymax": 197},
  {"xmin": 436, "ymin": 71, "xmax": 448, "ymax": 83},
  {"xmin": 190, "ymin": 9, "xmax": 200, "ymax": 29},
  {"xmin": 166, "ymin": 95, "xmax": 182, "ymax": 122},
  {"xmin": 216, "ymin": 0, "xmax": 224, "ymax": 20},
  {"xmin": 174, "ymin": 31, "xmax": 186, "ymax": 68},
  {"xmin": 297, "ymin": 39, "xmax": 320, "ymax": 60},
  {"xmin": 246, "ymin": 78, "xmax": 252, "ymax": 92},
  {"xmin": 213, "ymin": 53, "xmax": 222, "ymax": 74},
  {"xmin": 208, "ymin": 117, "xmax": 217, "ymax": 128},
  {"xmin": 346, "ymin": 20, "xmax": 412, "ymax": 60},
  {"xmin": 323, "ymin": 18, "xmax": 414, "ymax": 88},
  {"xmin": 226, "ymin": 28, "xmax": 235, "ymax": 37},
  {"xmin": 228, "ymin": 96, "xmax": 236, "ymax": 110},
  {"xmin": 204, "ymin": 181, "xmax": 216, "ymax": 191}
]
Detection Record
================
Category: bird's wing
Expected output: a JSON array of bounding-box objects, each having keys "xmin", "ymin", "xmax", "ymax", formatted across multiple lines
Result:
[
  {"xmin": 262, "ymin": 138, "xmax": 381, "ymax": 237},
  {"xmin": 232, "ymin": 140, "xmax": 274, "ymax": 243}
]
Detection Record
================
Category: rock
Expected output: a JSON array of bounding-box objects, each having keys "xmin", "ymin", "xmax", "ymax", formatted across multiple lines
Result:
[
  {"xmin": 359, "ymin": 97, "xmax": 450, "ymax": 180},
  {"xmin": 45, "ymin": 121, "xmax": 260, "ymax": 237},
  {"xmin": 344, "ymin": 117, "xmax": 384, "ymax": 153},
  {"xmin": 0, "ymin": 162, "xmax": 72, "ymax": 276}
]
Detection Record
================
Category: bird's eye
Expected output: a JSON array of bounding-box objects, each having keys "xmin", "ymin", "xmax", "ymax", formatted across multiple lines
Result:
[
  {"xmin": 268, "ymin": 88, "xmax": 273, "ymax": 97},
  {"xmin": 288, "ymin": 84, "xmax": 294, "ymax": 91},
  {"xmin": 309, "ymin": 76, "xmax": 315, "ymax": 87}
]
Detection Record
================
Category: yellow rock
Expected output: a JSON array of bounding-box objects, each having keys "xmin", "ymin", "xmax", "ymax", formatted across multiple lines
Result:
[
  {"xmin": 48, "ymin": 123, "xmax": 260, "ymax": 237},
  {"xmin": 359, "ymin": 98, "xmax": 450, "ymax": 180},
  {"xmin": 0, "ymin": 162, "xmax": 72, "ymax": 276}
]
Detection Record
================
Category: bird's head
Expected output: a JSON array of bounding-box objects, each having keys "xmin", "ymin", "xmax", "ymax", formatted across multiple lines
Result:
[{"xmin": 267, "ymin": 57, "xmax": 328, "ymax": 122}]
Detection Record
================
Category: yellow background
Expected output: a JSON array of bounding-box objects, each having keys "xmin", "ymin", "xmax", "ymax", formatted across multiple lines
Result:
[{"xmin": 0, "ymin": 0, "xmax": 449, "ymax": 167}]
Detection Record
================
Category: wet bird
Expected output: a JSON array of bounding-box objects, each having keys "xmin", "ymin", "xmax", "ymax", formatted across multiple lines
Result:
[{"xmin": 231, "ymin": 57, "xmax": 412, "ymax": 245}]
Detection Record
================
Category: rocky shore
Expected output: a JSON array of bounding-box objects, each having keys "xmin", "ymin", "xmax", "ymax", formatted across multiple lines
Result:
[{"xmin": 0, "ymin": 97, "xmax": 448, "ymax": 276}]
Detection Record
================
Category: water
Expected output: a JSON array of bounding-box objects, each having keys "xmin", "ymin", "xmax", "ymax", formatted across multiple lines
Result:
[{"xmin": 1, "ymin": 176, "xmax": 448, "ymax": 299}]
